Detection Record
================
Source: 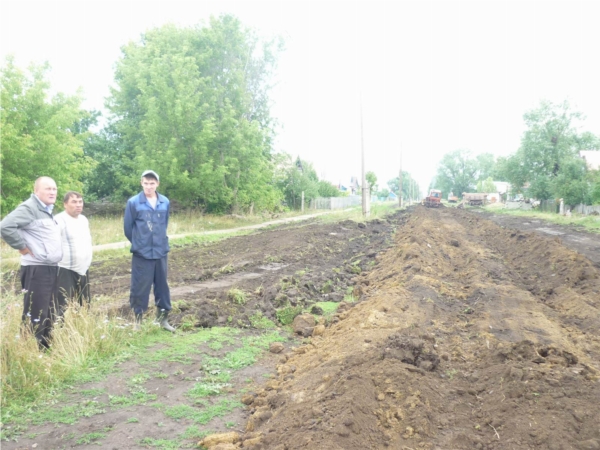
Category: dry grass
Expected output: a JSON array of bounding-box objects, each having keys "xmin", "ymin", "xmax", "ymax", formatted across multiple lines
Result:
[{"xmin": 0, "ymin": 285, "xmax": 137, "ymax": 410}]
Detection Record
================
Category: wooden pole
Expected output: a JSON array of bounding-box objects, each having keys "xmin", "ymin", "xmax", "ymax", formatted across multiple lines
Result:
[
  {"xmin": 361, "ymin": 96, "xmax": 370, "ymax": 217},
  {"xmin": 399, "ymin": 145, "xmax": 403, "ymax": 208}
]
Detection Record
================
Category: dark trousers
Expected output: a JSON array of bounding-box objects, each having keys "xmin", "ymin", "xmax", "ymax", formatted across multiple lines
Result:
[
  {"xmin": 20, "ymin": 265, "xmax": 59, "ymax": 347},
  {"xmin": 129, "ymin": 254, "xmax": 171, "ymax": 315},
  {"xmin": 57, "ymin": 267, "xmax": 90, "ymax": 316}
]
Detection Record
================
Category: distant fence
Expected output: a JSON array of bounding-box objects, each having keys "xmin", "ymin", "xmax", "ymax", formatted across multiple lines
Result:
[
  {"xmin": 572, "ymin": 204, "xmax": 600, "ymax": 215},
  {"xmin": 309, "ymin": 195, "xmax": 382, "ymax": 210},
  {"xmin": 503, "ymin": 200, "xmax": 600, "ymax": 215}
]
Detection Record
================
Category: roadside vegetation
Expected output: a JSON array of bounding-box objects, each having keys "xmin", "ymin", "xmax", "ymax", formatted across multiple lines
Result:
[{"xmin": 482, "ymin": 203, "xmax": 600, "ymax": 233}]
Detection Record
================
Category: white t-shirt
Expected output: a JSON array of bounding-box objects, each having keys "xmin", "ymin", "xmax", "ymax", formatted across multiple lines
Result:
[{"xmin": 55, "ymin": 212, "xmax": 93, "ymax": 276}]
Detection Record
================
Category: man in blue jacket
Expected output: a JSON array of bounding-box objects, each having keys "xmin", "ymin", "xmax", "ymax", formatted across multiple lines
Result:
[{"xmin": 124, "ymin": 170, "xmax": 175, "ymax": 332}]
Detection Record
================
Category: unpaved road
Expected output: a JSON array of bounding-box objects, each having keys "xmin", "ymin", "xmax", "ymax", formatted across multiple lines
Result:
[{"xmin": 3, "ymin": 206, "xmax": 600, "ymax": 450}]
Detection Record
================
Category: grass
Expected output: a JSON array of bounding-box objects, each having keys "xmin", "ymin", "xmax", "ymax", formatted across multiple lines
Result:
[
  {"xmin": 483, "ymin": 205, "xmax": 600, "ymax": 233},
  {"xmin": 227, "ymin": 288, "xmax": 247, "ymax": 304}
]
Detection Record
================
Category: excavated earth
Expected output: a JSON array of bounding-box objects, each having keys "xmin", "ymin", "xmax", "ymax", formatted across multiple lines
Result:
[
  {"xmin": 4, "ymin": 206, "xmax": 600, "ymax": 450},
  {"xmin": 233, "ymin": 206, "xmax": 600, "ymax": 450}
]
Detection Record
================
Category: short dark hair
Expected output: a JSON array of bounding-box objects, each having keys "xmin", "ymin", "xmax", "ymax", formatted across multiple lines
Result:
[{"xmin": 63, "ymin": 191, "xmax": 83, "ymax": 203}]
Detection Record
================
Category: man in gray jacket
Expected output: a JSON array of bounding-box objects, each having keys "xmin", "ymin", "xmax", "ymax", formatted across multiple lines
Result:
[{"xmin": 0, "ymin": 177, "xmax": 62, "ymax": 348}]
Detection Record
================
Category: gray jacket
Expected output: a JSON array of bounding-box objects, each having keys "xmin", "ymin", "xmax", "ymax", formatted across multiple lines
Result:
[{"xmin": 0, "ymin": 194, "xmax": 62, "ymax": 266}]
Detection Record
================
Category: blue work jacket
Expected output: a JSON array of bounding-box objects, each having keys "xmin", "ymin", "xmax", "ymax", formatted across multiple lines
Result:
[{"xmin": 124, "ymin": 192, "xmax": 170, "ymax": 259}]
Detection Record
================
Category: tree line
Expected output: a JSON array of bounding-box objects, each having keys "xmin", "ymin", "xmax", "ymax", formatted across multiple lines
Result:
[
  {"xmin": 431, "ymin": 100, "xmax": 600, "ymax": 205},
  {"xmin": 0, "ymin": 15, "xmax": 355, "ymax": 215}
]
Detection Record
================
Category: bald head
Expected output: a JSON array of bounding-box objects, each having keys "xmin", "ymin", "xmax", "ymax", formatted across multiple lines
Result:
[{"xmin": 34, "ymin": 177, "xmax": 57, "ymax": 206}]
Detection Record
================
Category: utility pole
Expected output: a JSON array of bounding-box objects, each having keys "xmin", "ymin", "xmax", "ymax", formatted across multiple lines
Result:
[
  {"xmin": 399, "ymin": 145, "xmax": 403, "ymax": 208},
  {"xmin": 361, "ymin": 97, "xmax": 370, "ymax": 217}
]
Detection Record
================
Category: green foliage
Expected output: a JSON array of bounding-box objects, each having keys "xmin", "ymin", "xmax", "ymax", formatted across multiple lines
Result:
[
  {"xmin": 497, "ymin": 100, "xmax": 600, "ymax": 203},
  {"xmin": 365, "ymin": 171, "xmax": 377, "ymax": 195},
  {"xmin": 388, "ymin": 171, "xmax": 421, "ymax": 202},
  {"xmin": 106, "ymin": 15, "xmax": 284, "ymax": 212},
  {"xmin": 276, "ymin": 305, "xmax": 303, "ymax": 325},
  {"xmin": 476, "ymin": 177, "xmax": 497, "ymax": 193},
  {"xmin": 277, "ymin": 154, "xmax": 320, "ymax": 208},
  {"xmin": 0, "ymin": 56, "xmax": 95, "ymax": 213},
  {"xmin": 433, "ymin": 149, "xmax": 481, "ymax": 196},
  {"xmin": 317, "ymin": 180, "xmax": 342, "ymax": 197},
  {"xmin": 227, "ymin": 288, "xmax": 247, "ymax": 304},
  {"xmin": 249, "ymin": 312, "xmax": 277, "ymax": 329}
]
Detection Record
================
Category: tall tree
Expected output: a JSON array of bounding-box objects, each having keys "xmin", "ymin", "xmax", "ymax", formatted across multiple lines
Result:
[
  {"xmin": 433, "ymin": 149, "xmax": 478, "ymax": 196},
  {"xmin": 0, "ymin": 57, "xmax": 94, "ymax": 213},
  {"xmin": 497, "ymin": 100, "xmax": 599, "ymax": 202},
  {"xmin": 107, "ymin": 15, "xmax": 283, "ymax": 213}
]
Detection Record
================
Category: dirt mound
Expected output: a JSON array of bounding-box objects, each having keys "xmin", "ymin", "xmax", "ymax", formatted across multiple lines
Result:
[{"xmin": 235, "ymin": 206, "xmax": 600, "ymax": 450}]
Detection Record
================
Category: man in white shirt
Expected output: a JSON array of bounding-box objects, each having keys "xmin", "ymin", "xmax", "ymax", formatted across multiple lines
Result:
[{"xmin": 55, "ymin": 191, "xmax": 93, "ymax": 314}]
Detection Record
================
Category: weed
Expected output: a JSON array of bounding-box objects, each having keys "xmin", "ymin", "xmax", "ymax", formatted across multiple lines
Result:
[
  {"xmin": 154, "ymin": 372, "xmax": 169, "ymax": 379},
  {"xmin": 127, "ymin": 417, "xmax": 139, "ymax": 423},
  {"xmin": 343, "ymin": 293, "xmax": 358, "ymax": 303},
  {"xmin": 178, "ymin": 314, "xmax": 198, "ymax": 331},
  {"xmin": 76, "ymin": 432, "xmax": 106, "ymax": 445},
  {"xmin": 276, "ymin": 305, "xmax": 303, "ymax": 325},
  {"xmin": 249, "ymin": 312, "xmax": 277, "ymax": 330},
  {"xmin": 311, "ymin": 302, "xmax": 339, "ymax": 316},
  {"xmin": 226, "ymin": 421, "xmax": 236, "ymax": 428},
  {"xmin": 139, "ymin": 437, "xmax": 181, "ymax": 449},
  {"xmin": 218, "ymin": 263, "xmax": 235, "ymax": 274},
  {"xmin": 445, "ymin": 369, "xmax": 458, "ymax": 379},
  {"xmin": 164, "ymin": 399, "xmax": 243, "ymax": 424},
  {"xmin": 181, "ymin": 426, "xmax": 211, "ymax": 440},
  {"xmin": 228, "ymin": 288, "xmax": 247, "ymax": 305}
]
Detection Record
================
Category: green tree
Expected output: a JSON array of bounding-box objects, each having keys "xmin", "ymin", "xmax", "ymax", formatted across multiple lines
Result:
[
  {"xmin": 0, "ymin": 57, "xmax": 94, "ymax": 213},
  {"xmin": 317, "ymin": 180, "xmax": 341, "ymax": 197},
  {"xmin": 107, "ymin": 15, "xmax": 283, "ymax": 212},
  {"xmin": 388, "ymin": 171, "xmax": 420, "ymax": 201},
  {"xmin": 477, "ymin": 177, "xmax": 497, "ymax": 193},
  {"xmin": 433, "ymin": 149, "xmax": 478, "ymax": 196},
  {"xmin": 365, "ymin": 171, "xmax": 377, "ymax": 195},
  {"xmin": 497, "ymin": 100, "xmax": 599, "ymax": 202},
  {"xmin": 277, "ymin": 155, "xmax": 319, "ymax": 209}
]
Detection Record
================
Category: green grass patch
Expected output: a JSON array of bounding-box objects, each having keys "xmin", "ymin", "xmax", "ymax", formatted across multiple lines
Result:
[
  {"xmin": 276, "ymin": 305, "xmax": 303, "ymax": 325},
  {"xmin": 227, "ymin": 288, "xmax": 247, "ymax": 304},
  {"xmin": 76, "ymin": 431, "xmax": 106, "ymax": 445},
  {"xmin": 249, "ymin": 312, "xmax": 277, "ymax": 330},
  {"xmin": 484, "ymin": 207, "xmax": 600, "ymax": 233},
  {"xmin": 311, "ymin": 301, "xmax": 339, "ymax": 316},
  {"xmin": 163, "ymin": 399, "xmax": 243, "ymax": 424},
  {"xmin": 139, "ymin": 437, "xmax": 182, "ymax": 449}
]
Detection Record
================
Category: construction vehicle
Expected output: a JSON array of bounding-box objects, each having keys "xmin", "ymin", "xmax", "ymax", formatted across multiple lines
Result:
[
  {"xmin": 448, "ymin": 192, "xmax": 459, "ymax": 203},
  {"xmin": 422, "ymin": 189, "xmax": 442, "ymax": 208},
  {"xmin": 462, "ymin": 192, "xmax": 487, "ymax": 206}
]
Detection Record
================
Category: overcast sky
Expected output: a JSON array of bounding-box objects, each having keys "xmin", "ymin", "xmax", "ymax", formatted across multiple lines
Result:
[{"xmin": 2, "ymin": 0, "xmax": 599, "ymax": 194}]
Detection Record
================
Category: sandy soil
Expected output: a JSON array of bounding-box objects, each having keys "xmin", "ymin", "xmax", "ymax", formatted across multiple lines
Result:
[{"xmin": 4, "ymin": 206, "xmax": 600, "ymax": 450}]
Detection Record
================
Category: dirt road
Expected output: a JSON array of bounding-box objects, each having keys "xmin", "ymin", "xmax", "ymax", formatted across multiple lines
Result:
[{"xmin": 3, "ymin": 206, "xmax": 599, "ymax": 450}]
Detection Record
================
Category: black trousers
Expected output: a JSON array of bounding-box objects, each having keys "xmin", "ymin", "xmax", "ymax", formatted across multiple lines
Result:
[
  {"xmin": 20, "ymin": 265, "xmax": 58, "ymax": 347},
  {"xmin": 57, "ymin": 267, "xmax": 90, "ymax": 316},
  {"xmin": 129, "ymin": 255, "xmax": 171, "ymax": 316}
]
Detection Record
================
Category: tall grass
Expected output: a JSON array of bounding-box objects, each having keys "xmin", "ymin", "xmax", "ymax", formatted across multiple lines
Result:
[{"xmin": 1, "ymin": 287, "xmax": 136, "ymax": 418}]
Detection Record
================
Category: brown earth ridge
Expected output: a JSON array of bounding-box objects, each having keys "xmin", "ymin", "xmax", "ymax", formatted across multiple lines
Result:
[{"xmin": 236, "ymin": 206, "xmax": 600, "ymax": 450}]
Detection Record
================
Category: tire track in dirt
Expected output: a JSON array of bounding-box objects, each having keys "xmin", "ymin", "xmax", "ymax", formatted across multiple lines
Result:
[{"xmin": 236, "ymin": 206, "xmax": 600, "ymax": 450}]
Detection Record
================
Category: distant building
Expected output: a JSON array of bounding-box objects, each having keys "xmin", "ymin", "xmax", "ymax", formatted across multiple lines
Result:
[{"xmin": 580, "ymin": 150, "xmax": 600, "ymax": 170}]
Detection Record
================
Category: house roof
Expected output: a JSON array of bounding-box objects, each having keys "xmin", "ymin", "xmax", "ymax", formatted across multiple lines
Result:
[{"xmin": 580, "ymin": 150, "xmax": 600, "ymax": 170}]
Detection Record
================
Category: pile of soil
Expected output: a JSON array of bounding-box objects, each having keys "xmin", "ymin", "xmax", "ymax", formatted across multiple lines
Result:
[{"xmin": 235, "ymin": 206, "xmax": 600, "ymax": 450}]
